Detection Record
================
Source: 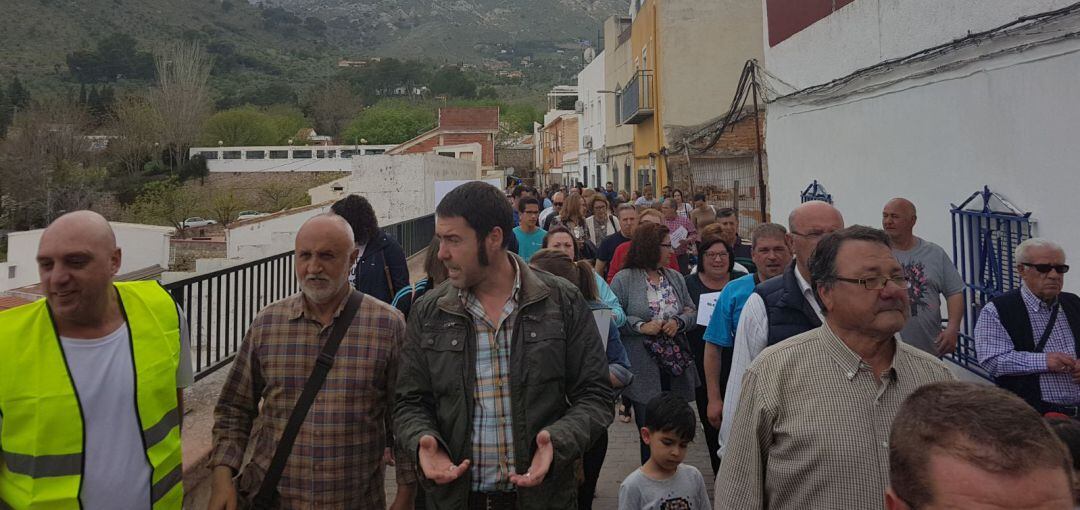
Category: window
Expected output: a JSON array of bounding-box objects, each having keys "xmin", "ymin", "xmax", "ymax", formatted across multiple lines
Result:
[
  {"xmin": 339, "ymin": 150, "xmax": 357, "ymax": 158},
  {"xmin": 316, "ymin": 150, "xmax": 336, "ymax": 159},
  {"xmin": 200, "ymin": 151, "xmax": 219, "ymax": 160},
  {"xmin": 438, "ymin": 152, "xmax": 456, "ymax": 158},
  {"xmin": 293, "ymin": 150, "xmax": 312, "ymax": 159},
  {"xmin": 269, "ymin": 150, "xmax": 289, "ymax": 159},
  {"xmin": 246, "ymin": 151, "xmax": 266, "ymax": 160},
  {"xmin": 7, "ymin": 266, "xmax": 15, "ymax": 279},
  {"xmin": 366, "ymin": 149, "xmax": 385, "ymax": 155},
  {"xmin": 222, "ymin": 151, "xmax": 241, "ymax": 160}
]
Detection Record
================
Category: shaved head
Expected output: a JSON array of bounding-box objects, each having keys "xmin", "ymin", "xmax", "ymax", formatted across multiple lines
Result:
[
  {"xmin": 885, "ymin": 198, "xmax": 917, "ymax": 217},
  {"xmin": 37, "ymin": 210, "xmax": 123, "ymax": 330},
  {"xmin": 788, "ymin": 201, "xmax": 844, "ymax": 234},
  {"xmin": 882, "ymin": 198, "xmax": 918, "ymax": 244}
]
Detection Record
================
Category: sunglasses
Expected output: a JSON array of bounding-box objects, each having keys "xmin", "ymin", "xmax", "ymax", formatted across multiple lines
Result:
[
  {"xmin": 1021, "ymin": 262, "xmax": 1070, "ymax": 274},
  {"xmin": 554, "ymin": 202, "xmax": 564, "ymax": 206}
]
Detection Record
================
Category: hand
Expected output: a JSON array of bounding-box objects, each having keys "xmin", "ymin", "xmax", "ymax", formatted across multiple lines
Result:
[
  {"xmin": 383, "ymin": 446, "xmax": 395, "ymax": 466},
  {"xmin": 418, "ymin": 435, "xmax": 470, "ymax": 485},
  {"xmin": 509, "ymin": 430, "xmax": 553, "ymax": 488},
  {"xmin": 706, "ymin": 398, "xmax": 723, "ymax": 430},
  {"xmin": 208, "ymin": 466, "xmax": 238, "ymax": 510},
  {"xmin": 662, "ymin": 319, "xmax": 679, "ymax": 337},
  {"xmin": 639, "ymin": 320, "xmax": 663, "ymax": 336},
  {"xmin": 935, "ymin": 327, "xmax": 959, "ymax": 356},
  {"xmin": 1046, "ymin": 352, "xmax": 1077, "ymax": 374}
]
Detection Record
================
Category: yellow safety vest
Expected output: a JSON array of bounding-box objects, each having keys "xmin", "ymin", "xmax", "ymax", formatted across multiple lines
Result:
[{"xmin": 0, "ymin": 281, "xmax": 183, "ymax": 509}]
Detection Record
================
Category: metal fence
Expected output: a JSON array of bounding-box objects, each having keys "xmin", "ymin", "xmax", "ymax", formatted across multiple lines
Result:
[
  {"xmin": 167, "ymin": 213, "xmax": 436, "ymax": 380},
  {"xmin": 800, "ymin": 180, "xmax": 834, "ymax": 204},
  {"xmin": 948, "ymin": 187, "xmax": 1033, "ymax": 379},
  {"xmin": 690, "ymin": 156, "xmax": 763, "ymax": 237}
]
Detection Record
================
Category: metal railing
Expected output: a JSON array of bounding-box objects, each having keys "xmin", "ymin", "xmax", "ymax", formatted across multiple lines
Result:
[
  {"xmin": 617, "ymin": 70, "xmax": 654, "ymax": 125},
  {"xmin": 167, "ymin": 214, "xmax": 436, "ymax": 380}
]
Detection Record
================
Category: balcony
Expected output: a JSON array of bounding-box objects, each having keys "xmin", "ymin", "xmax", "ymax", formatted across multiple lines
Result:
[{"xmin": 617, "ymin": 70, "xmax": 655, "ymax": 125}]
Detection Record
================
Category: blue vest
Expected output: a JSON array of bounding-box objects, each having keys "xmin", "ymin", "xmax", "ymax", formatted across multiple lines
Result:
[{"xmin": 754, "ymin": 263, "xmax": 822, "ymax": 346}]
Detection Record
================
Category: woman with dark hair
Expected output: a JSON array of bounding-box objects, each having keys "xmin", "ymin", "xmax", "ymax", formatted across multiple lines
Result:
[
  {"xmin": 610, "ymin": 222, "xmax": 699, "ymax": 463},
  {"xmin": 672, "ymin": 189, "xmax": 693, "ymax": 218},
  {"xmin": 544, "ymin": 227, "xmax": 626, "ymax": 328},
  {"xmin": 391, "ymin": 237, "xmax": 448, "ymax": 317},
  {"xmin": 331, "ymin": 194, "xmax": 409, "ymax": 304},
  {"xmin": 683, "ymin": 236, "xmax": 744, "ymax": 474},
  {"xmin": 528, "ymin": 248, "xmax": 631, "ymax": 510}
]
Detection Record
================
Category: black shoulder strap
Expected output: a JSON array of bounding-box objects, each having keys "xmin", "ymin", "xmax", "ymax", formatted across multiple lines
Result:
[
  {"xmin": 253, "ymin": 291, "xmax": 363, "ymax": 507},
  {"xmin": 1034, "ymin": 303, "xmax": 1060, "ymax": 353}
]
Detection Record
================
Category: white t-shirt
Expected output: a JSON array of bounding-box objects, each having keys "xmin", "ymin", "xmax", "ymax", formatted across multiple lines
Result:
[{"xmin": 0, "ymin": 310, "xmax": 193, "ymax": 510}]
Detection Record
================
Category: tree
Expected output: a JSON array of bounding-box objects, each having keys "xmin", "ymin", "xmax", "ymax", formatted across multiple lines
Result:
[
  {"xmin": 208, "ymin": 187, "xmax": 246, "ymax": 225},
  {"xmin": 152, "ymin": 41, "xmax": 212, "ymax": 172},
  {"xmin": 124, "ymin": 177, "xmax": 200, "ymax": 233},
  {"xmin": 305, "ymin": 81, "xmax": 362, "ymax": 137},
  {"xmin": 262, "ymin": 104, "xmax": 309, "ymax": 144},
  {"xmin": 199, "ymin": 107, "xmax": 278, "ymax": 146},
  {"xmin": 430, "ymin": 67, "xmax": 477, "ymax": 99},
  {"xmin": 258, "ymin": 181, "xmax": 309, "ymax": 212},
  {"xmin": 340, "ymin": 100, "xmax": 436, "ymax": 145},
  {"xmin": 7, "ymin": 77, "xmax": 31, "ymax": 109},
  {"xmin": 105, "ymin": 95, "xmax": 163, "ymax": 177},
  {"xmin": 0, "ymin": 86, "xmax": 9, "ymax": 139},
  {"xmin": 66, "ymin": 33, "xmax": 155, "ymax": 83},
  {"xmin": 478, "ymin": 86, "xmax": 498, "ymax": 100}
]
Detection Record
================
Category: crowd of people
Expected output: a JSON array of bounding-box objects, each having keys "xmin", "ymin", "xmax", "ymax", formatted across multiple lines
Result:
[{"xmin": 2, "ymin": 180, "xmax": 1079, "ymax": 510}]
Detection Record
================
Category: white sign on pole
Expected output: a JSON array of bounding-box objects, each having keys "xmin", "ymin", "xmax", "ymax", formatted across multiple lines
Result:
[
  {"xmin": 434, "ymin": 179, "xmax": 503, "ymax": 207},
  {"xmin": 696, "ymin": 291, "xmax": 722, "ymax": 326}
]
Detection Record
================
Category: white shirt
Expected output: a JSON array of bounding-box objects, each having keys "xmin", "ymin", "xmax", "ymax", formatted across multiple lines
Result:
[
  {"xmin": 538, "ymin": 206, "xmax": 557, "ymax": 228},
  {"xmin": 717, "ymin": 267, "xmax": 823, "ymax": 456},
  {"xmin": 0, "ymin": 310, "xmax": 193, "ymax": 510}
]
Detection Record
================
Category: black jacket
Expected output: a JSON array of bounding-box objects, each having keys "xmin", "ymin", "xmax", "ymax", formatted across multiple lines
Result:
[
  {"xmin": 352, "ymin": 231, "xmax": 409, "ymax": 304},
  {"xmin": 754, "ymin": 262, "xmax": 822, "ymax": 346}
]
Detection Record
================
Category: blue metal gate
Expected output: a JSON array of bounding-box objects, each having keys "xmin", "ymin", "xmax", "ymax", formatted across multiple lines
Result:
[
  {"xmin": 948, "ymin": 186, "xmax": 1033, "ymax": 378},
  {"xmin": 800, "ymin": 180, "xmax": 833, "ymax": 203}
]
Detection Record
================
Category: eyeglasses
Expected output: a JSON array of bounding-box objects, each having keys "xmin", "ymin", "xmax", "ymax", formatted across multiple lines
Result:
[
  {"xmin": 834, "ymin": 275, "xmax": 911, "ymax": 290},
  {"xmin": 554, "ymin": 202, "xmax": 564, "ymax": 207},
  {"xmin": 703, "ymin": 251, "xmax": 729, "ymax": 260},
  {"xmin": 660, "ymin": 243, "xmax": 673, "ymax": 249},
  {"xmin": 791, "ymin": 230, "xmax": 830, "ymax": 240},
  {"xmin": 1021, "ymin": 262, "xmax": 1070, "ymax": 274}
]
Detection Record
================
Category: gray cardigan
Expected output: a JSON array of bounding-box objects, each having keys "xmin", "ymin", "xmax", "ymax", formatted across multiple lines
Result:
[{"xmin": 610, "ymin": 267, "xmax": 699, "ymax": 404}]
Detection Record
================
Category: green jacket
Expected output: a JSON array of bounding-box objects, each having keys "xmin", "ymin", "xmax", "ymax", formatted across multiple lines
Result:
[{"xmin": 394, "ymin": 253, "xmax": 613, "ymax": 509}]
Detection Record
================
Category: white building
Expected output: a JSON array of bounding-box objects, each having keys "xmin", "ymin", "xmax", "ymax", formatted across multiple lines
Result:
[
  {"xmin": 1, "ymin": 222, "xmax": 174, "ymax": 292},
  {"xmin": 763, "ymin": 0, "xmax": 1080, "ymax": 292},
  {"xmin": 188, "ymin": 144, "xmax": 396, "ymax": 173},
  {"xmin": 577, "ymin": 48, "xmax": 609, "ymax": 189}
]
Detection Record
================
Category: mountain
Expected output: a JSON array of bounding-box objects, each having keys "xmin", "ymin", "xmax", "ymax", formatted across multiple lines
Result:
[{"xmin": 259, "ymin": 0, "xmax": 626, "ymax": 61}]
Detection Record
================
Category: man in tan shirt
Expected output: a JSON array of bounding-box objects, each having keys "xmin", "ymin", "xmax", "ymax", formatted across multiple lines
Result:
[{"xmin": 714, "ymin": 226, "xmax": 954, "ymax": 510}]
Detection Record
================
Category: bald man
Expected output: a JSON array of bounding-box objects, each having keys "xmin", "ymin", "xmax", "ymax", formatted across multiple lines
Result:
[
  {"xmin": 883, "ymin": 198, "xmax": 965, "ymax": 356},
  {"xmin": 208, "ymin": 214, "xmax": 414, "ymax": 509},
  {"xmin": 717, "ymin": 201, "xmax": 844, "ymax": 456},
  {"xmin": 0, "ymin": 210, "xmax": 192, "ymax": 509}
]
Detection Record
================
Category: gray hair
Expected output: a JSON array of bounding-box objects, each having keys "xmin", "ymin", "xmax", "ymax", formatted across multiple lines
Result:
[
  {"xmin": 1015, "ymin": 238, "xmax": 1065, "ymax": 264},
  {"xmin": 616, "ymin": 203, "xmax": 637, "ymax": 217},
  {"xmin": 750, "ymin": 223, "xmax": 788, "ymax": 248},
  {"xmin": 661, "ymin": 198, "xmax": 677, "ymax": 208}
]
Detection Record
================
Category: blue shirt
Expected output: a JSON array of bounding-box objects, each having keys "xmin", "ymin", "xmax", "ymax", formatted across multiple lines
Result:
[
  {"xmin": 513, "ymin": 226, "xmax": 546, "ymax": 262},
  {"xmin": 703, "ymin": 273, "xmax": 758, "ymax": 347}
]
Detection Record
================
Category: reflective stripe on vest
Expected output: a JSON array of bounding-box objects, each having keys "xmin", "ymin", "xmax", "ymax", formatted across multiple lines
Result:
[{"xmin": 0, "ymin": 281, "xmax": 183, "ymax": 509}]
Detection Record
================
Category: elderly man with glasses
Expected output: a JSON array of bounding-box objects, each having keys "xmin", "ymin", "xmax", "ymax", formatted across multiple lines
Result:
[
  {"xmin": 715, "ymin": 226, "xmax": 954, "ymax": 510},
  {"xmin": 975, "ymin": 237, "xmax": 1080, "ymax": 416}
]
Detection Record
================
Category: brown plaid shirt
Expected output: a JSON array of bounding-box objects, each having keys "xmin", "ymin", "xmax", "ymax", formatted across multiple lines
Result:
[{"xmin": 210, "ymin": 291, "xmax": 414, "ymax": 508}]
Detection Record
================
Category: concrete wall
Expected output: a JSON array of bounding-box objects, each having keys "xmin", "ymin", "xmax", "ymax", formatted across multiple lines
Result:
[
  {"xmin": 603, "ymin": 16, "xmax": 637, "ymax": 191},
  {"xmin": 189, "ymin": 145, "xmax": 394, "ymax": 173},
  {"xmin": 658, "ymin": 0, "xmax": 764, "ymax": 128},
  {"xmin": 226, "ymin": 203, "xmax": 333, "ymax": 260},
  {"xmin": 764, "ymin": 9, "xmax": 1080, "ymax": 293},
  {"xmin": 1, "ymin": 223, "xmax": 174, "ymax": 291},
  {"xmin": 763, "ymin": 0, "xmax": 1072, "ymax": 89},
  {"xmin": 578, "ymin": 51, "xmax": 610, "ymax": 188}
]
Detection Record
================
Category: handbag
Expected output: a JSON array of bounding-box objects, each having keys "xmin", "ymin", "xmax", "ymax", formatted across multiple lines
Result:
[
  {"xmin": 641, "ymin": 332, "xmax": 693, "ymax": 377},
  {"xmin": 242, "ymin": 291, "xmax": 364, "ymax": 509}
]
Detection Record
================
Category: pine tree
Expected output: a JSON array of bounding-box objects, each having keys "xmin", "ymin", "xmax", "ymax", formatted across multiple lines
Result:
[{"xmin": 7, "ymin": 77, "xmax": 30, "ymax": 109}]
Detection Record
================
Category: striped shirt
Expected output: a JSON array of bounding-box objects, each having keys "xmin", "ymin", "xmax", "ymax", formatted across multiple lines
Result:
[
  {"xmin": 975, "ymin": 284, "xmax": 1080, "ymax": 405},
  {"xmin": 209, "ymin": 291, "xmax": 412, "ymax": 508},
  {"xmin": 714, "ymin": 324, "xmax": 955, "ymax": 510},
  {"xmin": 460, "ymin": 264, "xmax": 522, "ymax": 492}
]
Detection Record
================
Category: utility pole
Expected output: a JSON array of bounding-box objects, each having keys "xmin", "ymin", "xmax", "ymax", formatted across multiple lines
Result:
[{"xmin": 751, "ymin": 65, "xmax": 768, "ymax": 222}]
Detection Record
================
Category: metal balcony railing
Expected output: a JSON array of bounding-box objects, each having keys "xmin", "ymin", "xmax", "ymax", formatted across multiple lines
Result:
[
  {"xmin": 167, "ymin": 213, "xmax": 436, "ymax": 380},
  {"xmin": 617, "ymin": 70, "xmax": 655, "ymax": 125}
]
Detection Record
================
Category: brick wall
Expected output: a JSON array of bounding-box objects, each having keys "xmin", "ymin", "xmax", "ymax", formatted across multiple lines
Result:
[
  {"xmin": 497, "ymin": 148, "xmax": 535, "ymax": 173},
  {"xmin": 439, "ymin": 107, "xmax": 500, "ymax": 131}
]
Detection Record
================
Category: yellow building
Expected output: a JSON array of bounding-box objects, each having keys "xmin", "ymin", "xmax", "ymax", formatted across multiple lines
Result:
[{"xmin": 618, "ymin": 0, "xmax": 764, "ymax": 190}]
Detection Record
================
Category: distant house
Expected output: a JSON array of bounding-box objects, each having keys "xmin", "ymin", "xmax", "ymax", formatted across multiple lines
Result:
[{"xmin": 388, "ymin": 107, "xmax": 500, "ymax": 172}]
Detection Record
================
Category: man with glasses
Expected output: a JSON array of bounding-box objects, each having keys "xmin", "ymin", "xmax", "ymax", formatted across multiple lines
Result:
[
  {"xmin": 715, "ymin": 226, "xmax": 954, "ymax": 510},
  {"xmin": 514, "ymin": 197, "xmax": 546, "ymax": 262},
  {"xmin": 975, "ymin": 237, "xmax": 1080, "ymax": 415},
  {"xmin": 539, "ymin": 191, "xmax": 564, "ymax": 231},
  {"xmin": 717, "ymin": 201, "xmax": 844, "ymax": 455},
  {"xmin": 882, "ymin": 198, "xmax": 965, "ymax": 356}
]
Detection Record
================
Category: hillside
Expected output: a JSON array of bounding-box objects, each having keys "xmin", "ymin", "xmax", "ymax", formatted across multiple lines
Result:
[{"xmin": 0, "ymin": 0, "xmax": 626, "ymax": 95}]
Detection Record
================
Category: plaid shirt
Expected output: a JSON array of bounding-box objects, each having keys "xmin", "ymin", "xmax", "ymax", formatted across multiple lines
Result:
[
  {"xmin": 210, "ymin": 292, "xmax": 413, "ymax": 508},
  {"xmin": 460, "ymin": 264, "xmax": 522, "ymax": 492},
  {"xmin": 976, "ymin": 284, "xmax": 1080, "ymax": 405}
]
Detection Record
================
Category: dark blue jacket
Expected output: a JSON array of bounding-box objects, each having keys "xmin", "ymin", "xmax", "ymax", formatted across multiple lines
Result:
[
  {"xmin": 352, "ymin": 231, "xmax": 409, "ymax": 304},
  {"xmin": 754, "ymin": 262, "xmax": 822, "ymax": 346}
]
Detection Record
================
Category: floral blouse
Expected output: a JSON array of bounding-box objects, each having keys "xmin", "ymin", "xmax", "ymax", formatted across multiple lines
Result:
[{"xmin": 646, "ymin": 273, "xmax": 682, "ymax": 321}]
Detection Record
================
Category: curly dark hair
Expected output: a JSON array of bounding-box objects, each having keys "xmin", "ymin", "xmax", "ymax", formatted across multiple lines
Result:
[
  {"xmin": 624, "ymin": 222, "xmax": 670, "ymax": 270},
  {"xmin": 331, "ymin": 194, "xmax": 380, "ymax": 245}
]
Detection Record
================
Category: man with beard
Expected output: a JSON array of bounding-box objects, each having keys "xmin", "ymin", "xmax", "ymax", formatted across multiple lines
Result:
[
  {"xmin": 208, "ymin": 214, "xmax": 414, "ymax": 509},
  {"xmin": 394, "ymin": 181, "xmax": 612, "ymax": 509},
  {"xmin": 714, "ymin": 226, "xmax": 954, "ymax": 510}
]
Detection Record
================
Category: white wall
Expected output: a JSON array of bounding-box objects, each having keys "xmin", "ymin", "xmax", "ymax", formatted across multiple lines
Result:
[
  {"xmin": 764, "ymin": 0, "xmax": 1073, "ymax": 89},
  {"xmin": 1, "ymin": 223, "xmax": 174, "ymax": 292},
  {"xmin": 765, "ymin": 15, "xmax": 1080, "ymax": 293},
  {"xmin": 189, "ymin": 145, "xmax": 395, "ymax": 173},
  {"xmin": 226, "ymin": 204, "xmax": 333, "ymax": 260},
  {"xmin": 578, "ymin": 51, "xmax": 609, "ymax": 188}
]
